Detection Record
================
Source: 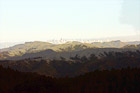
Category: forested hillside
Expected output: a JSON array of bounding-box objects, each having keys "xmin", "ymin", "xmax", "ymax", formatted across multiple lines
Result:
[
  {"xmin": 0, "ymin": 65, "xmax": 140, "ymax": 93},
  {"xmin": 1, "ymin": 51, "xmax": 140, "ymax": 77}
]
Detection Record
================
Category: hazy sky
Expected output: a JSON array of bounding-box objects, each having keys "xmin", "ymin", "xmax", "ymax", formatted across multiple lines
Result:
[{"xmin": 0, "ymin": 0, "xmax": 140, "ymax": 42}]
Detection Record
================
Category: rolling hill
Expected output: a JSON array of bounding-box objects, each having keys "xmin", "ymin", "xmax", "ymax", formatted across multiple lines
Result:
[
  {"xmin": 1, "ymin": 51, "xmax": 140, "ymax": 77},
  {"xmin": 0, "ymin": 40, "xmax": 140, "ymax": 60}
]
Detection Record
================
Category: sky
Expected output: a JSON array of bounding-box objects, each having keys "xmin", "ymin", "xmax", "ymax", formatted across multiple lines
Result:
[{"xmin": 0, "ymin": 0, "xmax": 140, "ymax": 42}]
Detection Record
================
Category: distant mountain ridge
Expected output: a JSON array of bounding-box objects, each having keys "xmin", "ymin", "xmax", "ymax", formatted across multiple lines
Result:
[
  {"xmin": 0, "ymin": 40, "xmax": 140, "ymax": 60},
  {"xmin": 0, "ymin": 42, "xmax": 22, "ymax": 49}
]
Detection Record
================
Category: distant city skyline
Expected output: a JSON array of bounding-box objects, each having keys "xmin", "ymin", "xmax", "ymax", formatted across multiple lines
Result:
[
  {"xmin": 0, "ymin": 0, "xmax": 140, "ymax": 42},
  {"xmin": 0, "ymin": 35, "xmax": 140, "ymax": 49},
  {"xmin": 0, "ymin": 34, "xmax": 140, "ymax": 43}
]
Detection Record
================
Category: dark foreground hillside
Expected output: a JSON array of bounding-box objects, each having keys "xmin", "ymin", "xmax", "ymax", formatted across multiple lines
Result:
[
  {"xmin": 1, "ymin": 51, "xmax": 140, "ymax": 77},
  {"xmin": 0, "ymin": 65, "xmax": 140, "ymax": 93}
]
